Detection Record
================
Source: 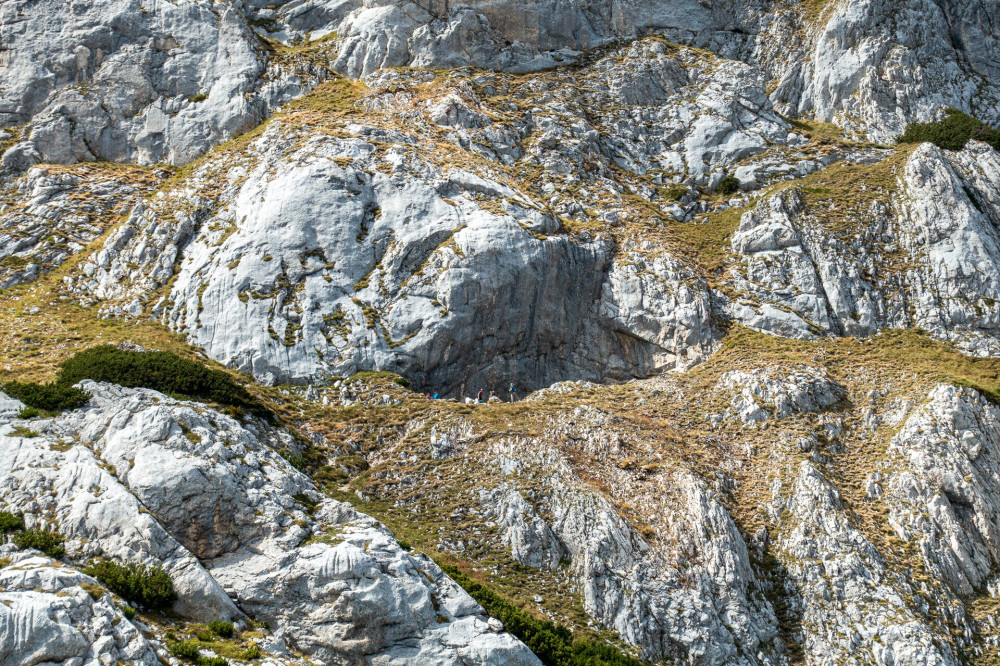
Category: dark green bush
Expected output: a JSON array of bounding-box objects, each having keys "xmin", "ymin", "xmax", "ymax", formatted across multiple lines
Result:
[
  {"xmin": 898, "ymin": 108, "xmax": 1000, "ymax": 151},
  {"xmin": 440, "ymin": 565, "xmax": 643, "ymax": 666},
  {"xmin": 120, "ymin": 604, "xmax": 137, "ymax": 620},
  {"xmin": 57, "ymin": 346, "xmax": 264, "ymax": 415},
  {"xmin": 208, "ymin": 619, "xmax": 235, "ymax": 638},
  {"xmin": 83, "ymin": 560, "xmax": 177, "ymax": 609},
  {"xmin": 169, "ymin": 641, "xmax": 201, "ymax": 660},
  {"xmin": 717, "ymin": 175, "xmax": 741, "ymax": 195},
  {"xmin": 2, "ymin": 381, "xmax": 91, "ymax": 412},
  {"xmin": 13, "ymin": 527, "xmax": 65, "ymax": 558},
  {"xmin": 0, "ymin": 511, "xmax": 24, "ymax": 533},
  {"xmin": 241, "ymin": 643, "xmax": 262, "ymax": 659}
]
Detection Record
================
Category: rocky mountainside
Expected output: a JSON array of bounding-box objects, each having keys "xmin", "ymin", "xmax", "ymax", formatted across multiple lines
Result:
[{"xmin": 1, "ymin": 0, "xmax": 1000, "ymax": 664}]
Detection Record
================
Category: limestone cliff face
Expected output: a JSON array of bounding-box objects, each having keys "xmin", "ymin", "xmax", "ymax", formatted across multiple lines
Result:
[
  {"xmin": 2, "ymin": 1, "xmax": 1000, "ymax": 665},
  {"xmin": 0, "ymin": 383, "xmax": 540, "ymax": 665}
]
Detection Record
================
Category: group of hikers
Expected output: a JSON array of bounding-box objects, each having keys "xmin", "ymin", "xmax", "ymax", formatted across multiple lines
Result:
[
  {"xmin": 476, "ymin": 384, "xmax": 519, "ymax": 403},
  {"xmin": 424, "ymin": 382, "xmax": 520, "ymax": 402}
]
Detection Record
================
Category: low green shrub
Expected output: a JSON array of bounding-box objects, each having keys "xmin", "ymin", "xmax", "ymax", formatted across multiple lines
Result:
[
  {"xmin": 57, "ymin": 346, "xmax": 265, "ymax": 415},
  {"xmin": 120, "ymin": 604, "xmax": 137, "ymax": 620},
  {"xmin": 717, "ymin": 175, "xmax": 741, "ymax": 195},
  {"xmin": 241, "ymin": 643, "xmax": 262, "ymax": 659},
  {"xmin": 207, "ymin": 618, "xmax": 240, "ymax": 640},
  {"xmin": 169, "ymin": 641, "xmax": 201, "ymax": 660},
  {"xmin": 0, "ymin": 510, "xmax": 24, "ymax": 533},
  {"xmin": 898, "ymin": 108, "xmax": 1000, "ymax": 151},
  {"xmin": 83, "ymin": 560, "xmax": 177, "ymax": 609},
  {"xmin": 663, "ymin": 185, "xmax": 688, "ymax": 201},
  {"xmin": 440, "ymin": 565, "xmax": 643, "ymax": 666},
  {"xmin": 12, "ymin": 527, "xmax": 65, "ymax": 558},
  {"xmin": 2, "ymin": 381, "xmax": 91, "ymax": 412}
]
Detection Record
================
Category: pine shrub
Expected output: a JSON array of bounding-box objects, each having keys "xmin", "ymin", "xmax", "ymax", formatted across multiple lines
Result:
[
  {"xmin": 2, "ymin": 381, "xmax": 90, "ymax": 412},
  {"xmin": 717, "ymin": 175, "xmax": 741, "ymax": 195},
  {"xmin": 57, "ymin": 346, "xmax": 265, "ymax": 415},
  {"xmin": 169, "ymin": 641, "xmax": 201, "ymax": 660},
  {"xmin": 208, "ymin": 619, "xmax": 235, "ymax": 638},
  {"xmin": 0, "ymin": 510, "xmax": 24, "ymax": 533},
  {"xmin": 83, "ymin": 559, "xmax": 177, "ymax": 609},
  {"xmin": 898, "ymin": 108, "xmax": 1000, "ymax": 151},
  {"xmin": 12, "ymin": 527, "xmax": 65, "ymax": 558}
]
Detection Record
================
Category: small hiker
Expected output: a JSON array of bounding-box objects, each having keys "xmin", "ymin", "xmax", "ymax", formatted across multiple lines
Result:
[
  {"xmin": 477, "ymin": 388, "xmax": 484, "ymax": 403},
  {"xmin": 433, "ymin": 393, "xmax": 440, "ymax": 400},
  {"xmin": 489, "ymin": 390, "xmax": 496, "ymax": 402},
  {"xmin": 508, "ymin": 382, "xmax": 518, "ymax": 402}
]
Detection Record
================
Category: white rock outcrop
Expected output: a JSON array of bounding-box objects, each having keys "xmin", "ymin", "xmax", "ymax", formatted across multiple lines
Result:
[
  {"xmin": 0, "ymin": 382, "xmax": 540, "ymax": 665},
  {"xmin": 71, "ymin": 111, "xmax": 720, "ymax": 393},
  {"xmin": 484, "ymin": 436, "xmax": 781, "ymax": 664},
  {"xmin": 0, "ymin": 553, "xmax": 162, "ymax": 666},
  {"xmin": 717, "ymin": 366, "xmax": 845, "ymax": 424},
  {"xmin": 887, "ymin": 384, "xmax": 1000, "ymax": 598},
  {"xmin": 0, "ymin": 0, "xmax": 330, "ymax": 170},
  {"xmin": 773, "ymin": 461, "xmax": 960, "ymax": 665},
  {"xmin": 725, "ymin": 142, "xmax": 1000, "ymax": 355}
]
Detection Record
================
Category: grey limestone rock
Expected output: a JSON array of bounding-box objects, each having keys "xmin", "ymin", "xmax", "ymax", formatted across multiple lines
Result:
[
  {"xmin": 0, "ymin": 553, "xmax": 162, "ymax": 666},
  {"xmin": 0, "ymin": 382, "xmax": 540, "ymax": 665}
]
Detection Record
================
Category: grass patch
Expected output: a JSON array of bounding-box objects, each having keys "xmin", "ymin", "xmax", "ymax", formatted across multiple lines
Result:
[
  {"xmin": 199, "ymin": 658, "xmax": 229, "ymax": 666},
  {"xmin": 348, "ymin": 370, "xmax": 410, "ymax": 388},
  {"xmin": 799, "ymin": 0, "xmax": 837, "ymax": 22},
  {"xmin": 663, "ymin": 205, "xmax": 746, "ymax": 281},
  {"xmin": 80, "ymin": 582, "xmax": 105, "ymax": 600},
  {"xmin": 701, "ymin": 326, "xmax": 1000, "ymax": 404},
  {"xmin": 792, "ymin": 148, "xmax": 911, "ymax": 234},
  {"xmin": 786, "ymin": 117, "xmax": 845, "ymax": 145},
  {"xmin": 241, "ymin": 643, "xmax": 262, "ymax": 659},
  {"xmin": 284, "ymin": 76, "xmax": 367, "ymax": 120}
]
